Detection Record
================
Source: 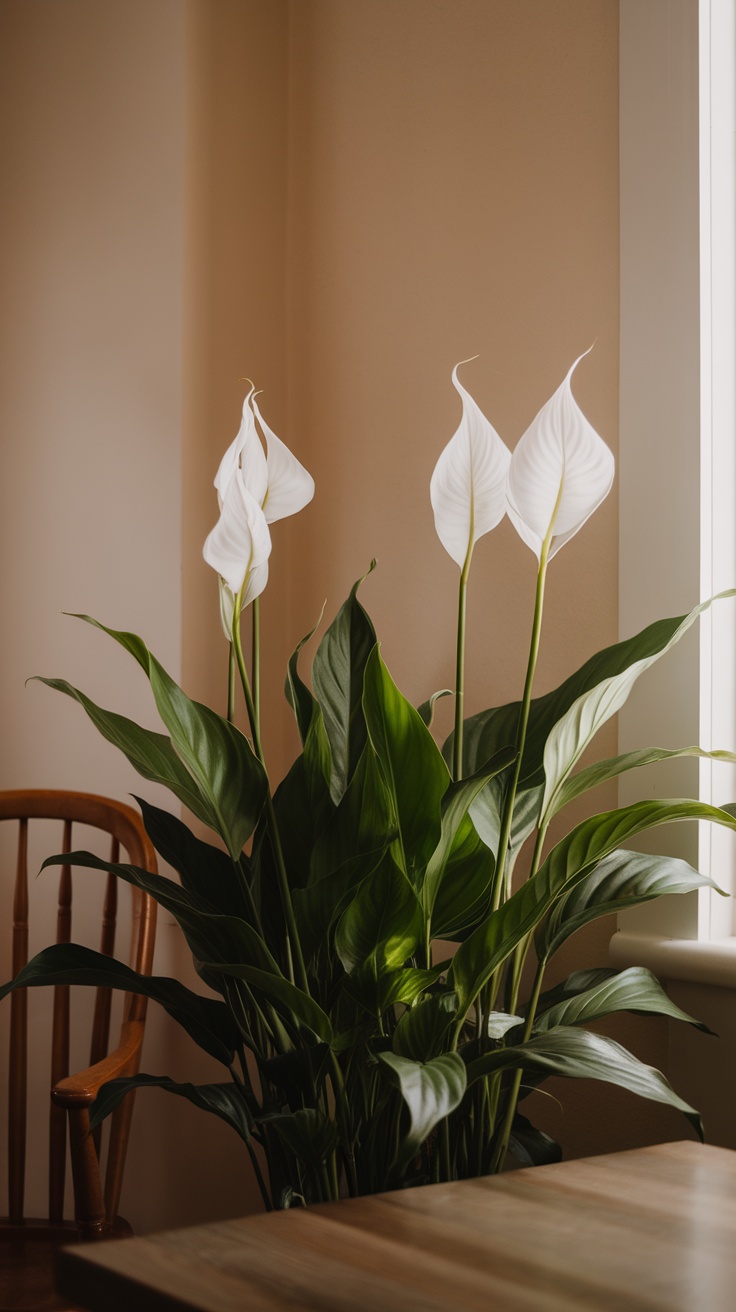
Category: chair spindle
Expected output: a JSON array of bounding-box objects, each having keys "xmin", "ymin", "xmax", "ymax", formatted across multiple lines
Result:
[
  {"xmin": 49, "ymin": 819, "xmax": 73, "ymax": 1221},
  {"xmin": 8, "ymin": 818, "xmax": 29, "ymax": 1221}
]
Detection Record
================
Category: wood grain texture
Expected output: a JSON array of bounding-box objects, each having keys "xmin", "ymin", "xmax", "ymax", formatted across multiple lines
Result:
[{"xmin": 56, "ymin": 1142, "xmax": 736, "ymax": 1312}]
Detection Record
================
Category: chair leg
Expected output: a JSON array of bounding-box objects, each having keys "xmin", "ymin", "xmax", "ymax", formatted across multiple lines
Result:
[{"xmin": 67, "ymin": 1107, "xmax": 108, "ymax": 1239}]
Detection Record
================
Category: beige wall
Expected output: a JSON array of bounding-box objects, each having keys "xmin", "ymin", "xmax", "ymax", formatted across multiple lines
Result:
[{"xmin": 0, "ymin": 0, "xmax": 657, "ymax": 1235}]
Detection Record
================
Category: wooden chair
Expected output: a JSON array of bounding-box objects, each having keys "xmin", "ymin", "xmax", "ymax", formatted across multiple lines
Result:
[{"xmin": 0, "ymin": 790, "xmax": 157, "ymax": 1310}]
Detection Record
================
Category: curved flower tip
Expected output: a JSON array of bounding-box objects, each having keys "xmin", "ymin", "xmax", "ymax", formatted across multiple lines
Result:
[
  {"xmin": 252, "ymin": 396, "xmax": 315, "ymax": 523},
  {"xmin": 506, "ymin": 352, "xmax": 614, "ymax": 562},
  {"xmin": 430, "ymin": 361, "xmax": 511, "ymax": 568},
  {"xmin": 203, "ymin": 475, "xmax": 271, "ymax": 613},
  {"xmin": 214, "ymin": 385, "xmax": 268, "ymax": 511}
]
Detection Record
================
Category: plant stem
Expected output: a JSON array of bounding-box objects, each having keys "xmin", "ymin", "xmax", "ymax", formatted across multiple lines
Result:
[
  {"xmin": 491, "ymin": 544, "xmax": 551, "ymax": 911},
  {"xmin": 452, "ymin": 549, "xmax": 472, "ymax": 782},
  {"xmin": 489, "ymin": 956, "xmax": 547, "ymax": 1173},
  {"xmin": 231, "ymin": 600, "xmax": 311, "ymax": 997},
  {"xmin": 251, "ymin": 595, "xmax": 261, "ymax": 741},
  {"xmin": 227, "ymin": 643, "xmax": 236, "ymax": 723}
]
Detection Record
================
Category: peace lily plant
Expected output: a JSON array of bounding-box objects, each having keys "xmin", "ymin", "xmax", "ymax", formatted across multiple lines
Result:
[{"xmin": 4, "ymin": 357, "xmax": 736, "ymax": 1210}]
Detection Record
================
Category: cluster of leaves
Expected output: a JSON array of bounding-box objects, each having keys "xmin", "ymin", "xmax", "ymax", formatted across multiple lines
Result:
[{"xmin": 2, "ymin": 580, "xmax": 735, "ymax": 1210}]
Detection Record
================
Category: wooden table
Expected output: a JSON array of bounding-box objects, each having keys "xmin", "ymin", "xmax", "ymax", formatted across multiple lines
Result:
[{"xmin": 56, "ymin": 1141, "xmax": 736, "ymax": 1311}]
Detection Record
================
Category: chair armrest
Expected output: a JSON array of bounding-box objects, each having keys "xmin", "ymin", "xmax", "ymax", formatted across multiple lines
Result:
[{"xmin": 51, "ymin": 1019, "xmax": 145, "ymax": 1108}]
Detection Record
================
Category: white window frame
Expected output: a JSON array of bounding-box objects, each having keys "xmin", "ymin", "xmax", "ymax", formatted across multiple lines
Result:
[{"xmin": 612, "ymin": 0, "xmax": 736, "ymax": 986}]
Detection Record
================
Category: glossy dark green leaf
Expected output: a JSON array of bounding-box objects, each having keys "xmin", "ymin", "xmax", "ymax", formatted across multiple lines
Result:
[
  {"xmin": 465, "ymin": 1026, "xmax": 703, "ymax": 1139},
  {"xmin": 334, "ymin": 851, "xmax": 424, "ymax": 978},
  {"xmin": 266, "ymin": 1108, "xmax": 339, "ymax": 1169},
  {"xmin": 423, "ymin": 748, "xmax": 514, "ymax": 918},
  {"xmin": 70, "ymin": 616, "xmax": 268, "ymax": 859},
  {"xmin": 312, "ymin": 563, "xmax": 377, "ymax": 801},
  {"xmin": 309, "ymin": 741, "xmax": 396, "ymax": 882},
  {"xmin": 417, "ymin": 689, "xmax": 452, "ymax": 729},
  {"xmin": 377, "ymin": 1051, "xmax": 467, "ymax": 1169},
  {"xmin": 32, "ymin": 677, "xmax": 210, "ymax": 825},
  {"xmin": 449, "ymin": 602, "xmax": 736, "ymax": 789},
  {"xmin": 392, "ymin": 992, "xmax": 459, "ymax": 1061},
  {"xmin": 377, "ymin": 965, "xmax": 448, "ymax": 1009},
  {"xmin": 534, "ymin": 966, "xmax": 709, "ymax": 1033},
  {"xmin": 548, "ymin": 746, "xmax": 736, "ymax": 822},
  {"xmin": 89, "ymin": 1075, "xmax": 253, "ymax": 1141},
  {"xmin": 537, "ymin": 848, "xmax": 719, "ymax": 963},
  {"xmin": 134, "ymin": 796, "xmax": 248, "ymax": 917},
  {"xmin": 362, "ymin": 646, "xmax": 449, "ymax": 882},
  {"xmin": 285, "ymin": 605, "xmax": 326, "ymax": 744},
  {"xmin": 0, "ymin": 944, "xmax": 236, "ymax": 1064},
  {"xmin": 451, "ymin": 798, "xmax": 736, "ymax": 1020},
  {"xmin": 508, "ymin": 1113, "xmax": 562, "ymax": 1167},
  {"xmin": 206, "ymin": 963, "xmax": 333, "ymax": 1043}
]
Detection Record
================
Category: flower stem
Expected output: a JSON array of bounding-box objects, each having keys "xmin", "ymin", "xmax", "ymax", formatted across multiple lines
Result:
[
  {"xmin": 227, "ymin": 643, "xmax": 236, "ymax": 723},
  {"xmin": 489, "ymin": 955, "xmax": 546, "ymax": 1173},
  {"xmin": 231, "ymin": 601, "xmax": 310, "ymax": 998},
  {"xmin": 251, "ymin": 595, "xmax": 261, "ymax": 741},
  {"xmin": 491, "ymin": 543, "xmax": 550, "ymax": 911},
  {"xmin": 452, "ymin": 550, "xmax": 472, "ymax": 782}
]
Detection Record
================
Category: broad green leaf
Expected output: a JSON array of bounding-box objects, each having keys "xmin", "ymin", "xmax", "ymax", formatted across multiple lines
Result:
[
  {"xmin": 312, "ymin": 563, "xmax": 377, "ymax": 801},
  {"xmin": 89, "ymin": 1075, "xmax": 253, "ymax": 1142},
  {"xmin": 285, "ymin": 603, "xmax": 326, "ymax": 744},
  {"xmin": 266, "ymin": 1108, "xmax": 339, "ymax": 1170},
  {"xmin": 134, "ymin": 796, "xmax": 249, "ymax": 918},
  {"xmin": 0, "ymin": 944, "xmax": 236, "ymax": 1064},
  {"xmin": 423, "ymin": 748, "xmax": 514, "ymax": 917},
  {"xmin": 377, "ymin": 1051, "xmax": 467, "ymax": 1169},
  {"xmin": 465, "ymin": 1026, "xmax": 703, "ymax": 1139},
  {"xmin": 70, "ymin": 616, "xmax": 268, "ymax": 859},
  {"xmin": 451, "ymin": 798, "xmax": 736, "ymax": 1019},
  {"xmin": 32, "ymin": 678, "xmax": 210, "ymax": 826},
  {"xmin": 334, "ymin": 852, "xmax": 424, "ymax": 978},
  {"xmin": 377, "ymin": 965, "xmax": 448, "ymax": 1010},
  {"xmin": 548, "ymin": 745, "xmax": 736, "ymax": 821},
  {"xmin": 534, "ymin": 966, "xmax": 709, "ymax": 1033},
  {"xmin": 486, "ymin": 1012, "xmax": 524, "ymax": 1039},
  {"xmin": 206, "ymin": 963, "xmax": 333, "ymax": 1043},
  {"xmin": 363, "ymin": 647, "xmax": 449, "ymax": 882},
  {"xmin": 509, "ymin": 1113, "xmax": 562, "ymax": 1167},
  {"xmin": 309, "ymin": 742, "xmax": 396, "ymax": 882},
  {"xmin": 430, "ymin": 817, "xmax": 494, "ymax": 942},
  {"xmin": 449, "ymin": 599, "xmax": 736, "ymax": 788},
  {"xmin": 392, "ymin": 992, "xmax": 458, "ymax": 1061},
  {"xmin": 541, "ymin": 593, "xmax": 736, "ymax": 823},
  {"xmin": 537, "ymin": 848, "xmax": 719, "ymax": 962},
  {"xmin": 417, "ymin": 689, "xmax": 452, "ymax": 729}
]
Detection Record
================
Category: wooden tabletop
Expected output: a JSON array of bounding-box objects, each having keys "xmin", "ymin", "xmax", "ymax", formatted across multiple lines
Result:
[{"xmin": 56, "ymin": 1141, "xmax": 736, "ymax": 1312}]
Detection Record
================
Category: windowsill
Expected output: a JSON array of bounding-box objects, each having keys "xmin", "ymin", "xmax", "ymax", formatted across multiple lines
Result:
[{"xmin": 610, "ymin": 930, "xmax": 736, "ymax": 990}]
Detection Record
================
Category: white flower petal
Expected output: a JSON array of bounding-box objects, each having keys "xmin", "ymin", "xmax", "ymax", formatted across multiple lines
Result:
[
  {"xmin": 506, "ymin": 353, "xmax": 614, "ymax": 561},
  {"xmin": 253, "ymin": 397, "xmax": 315, "ymax": 523},
  {"xmin": 203, "ymin": 477, "xmax": 272, "ymax": 597},
  {"xmin": 430, "ymin": 361, "xmax": 511, "ymax": 567},
  {"xmin": 214, "ymin": 386, "xmax": 268, "ymax": 509},
  {"xmin": 218, "ymin": 577, "xmax": 235, "ymax": 640}
]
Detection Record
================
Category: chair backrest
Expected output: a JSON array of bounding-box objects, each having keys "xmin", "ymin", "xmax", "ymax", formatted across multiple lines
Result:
[{"xmin": 0, "ymin": 790, "xmax": 157, "ymax": 1228}]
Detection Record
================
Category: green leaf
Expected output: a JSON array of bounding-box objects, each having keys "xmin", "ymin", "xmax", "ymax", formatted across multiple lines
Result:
[
  {"xmin": 334, "ymin": 851, "xmax": 424, "ymax": 978},
  {"xmin": 309, "ymin": 742, "xmax": 396, "ymax": 882},
  {"xmin": 285, "ymin": 603, "xmax": 326, "ymax": 744},
  {"xmin": 362, "ymin": 647, "xmax": 449, "ymax": 883},
  {"xmin": 450, "ymin": 596, "xmax": 736, "ymax": 789},
  {"xmin": 312, "ymin": 563, "xmax": 377, "ymax": 801},
  {"xmin": 376, "ymin": 1051, "xmax": 467, "ymax": 1170},
  {"xmin": 0, "ymin": 944, "xmax": 237, "ymax": 1064},
  {"xmin": 537, "ymin": 848, "xmax": 719, "ymax": 962},
  {"xmin": 69, "ymin": 616, "xmax": 268, "ymax": 859},
  {"xmin": 534, "ymin": 966, "xmax": 709, "ymax": 1033},
  {"xmin": 32, "ymin": 678, "xmax": 211, "ymax": 826},
  {"xmin": 266, "ymin": 1108, "xmax": 339, "ymax": 1170},
  {"xmin": 451, "ymin": 798, "xmax": 736, "ymax": 1020},
  {"xmin": 134, "ymin": 796, "xmax": 249, "ymax": 918},
  {"xmin": 417, "ymin": 689, "xmax": 453, "ymax": 729},
  {"xmin": 465, "ymin": 1026, "xmax": 703, "ymax": 1139},
  {"xmin": 89, "ymin": 1075, "xmax": 253, "ymax": 1142},
  {"xmin": 423, "ymin": 748, "xmax": 514, "ymax": 918},
  {"xmin": 377, "ymin": 964, "xmax": 448, "ymax": 1010},
  {"xmin": 392, "ymin": 992, "xmax": 459, "ymax": 1061},
  {"xmin": 508, "ymin": 1113, "xmax": 562, "ymax": 1167},
  {"xmin": 205, "ymin": 963, "xmax": 333, "ymax": 1043},
  {"xmin": 540, "ymin": 593, "xmax": 736, "ymax": 823},
  {"xmin": 547, "ymin": 745, "xmax": 736, "ymax": 821}
]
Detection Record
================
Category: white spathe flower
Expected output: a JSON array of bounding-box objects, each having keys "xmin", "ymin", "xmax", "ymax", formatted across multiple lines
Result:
[
  {"xmin": 430, "ymin": 361, "xmax": 511, "ymax": 567},
  {"xmin": 203, "ymin": 474, "xmax": 271, "ymax": 612},
  {"xmin": 214, "ymin": 386, "xmax": 314, "ymax": 523},
  {"xmin": 506, "ymin": 352, "xmax": 614, "ymax": 561}
]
